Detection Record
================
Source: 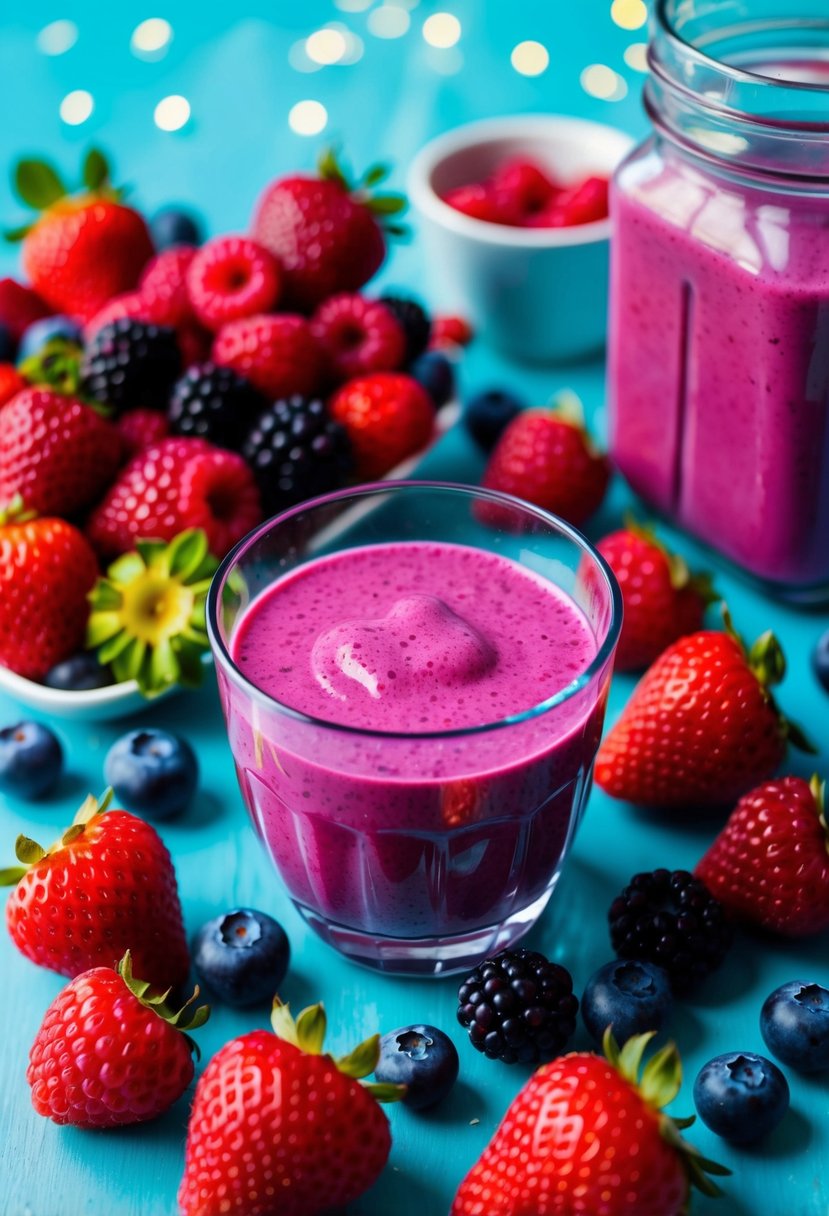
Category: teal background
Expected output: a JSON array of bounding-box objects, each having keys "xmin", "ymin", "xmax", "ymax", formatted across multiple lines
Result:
[{"xmin": 0, "ymin": 4, "xmax": 828, "ymax": 1215}]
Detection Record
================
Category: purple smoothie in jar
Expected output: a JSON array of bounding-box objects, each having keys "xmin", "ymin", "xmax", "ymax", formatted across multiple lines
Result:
[
  {"xmin": 608, "ymin": 0, "xmax": 829, "ymax": 598},
  {"xmin": 207, "ymin": 484, "xmax": 621, "ymax": 976}
]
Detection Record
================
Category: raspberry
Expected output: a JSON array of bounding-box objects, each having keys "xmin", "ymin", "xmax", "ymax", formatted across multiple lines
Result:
[
  {"xmin": 310, "ymin": 293, "xmax": 405, "ymax": 382},
  {"xmin": 85, "ymin": 292, "xmax": 162, "ymax": 339},
  {"xmin": 81, "ymin": 318, "xmax": 182, "ymax": 414},
  {"xmin": 87, "ymin": 436, "xmax": 262, "ymax": 559},
  {"xmin": 608, "ymin": 869, "xmax": 733, "ymax": 995},
  {"xmin": 168, "ymin": 363, "xmax": 266, "ymax": 451},
  {"xmin": 116, "ymin": 408, "xmax": 170, "ymax": 460},
  {"xmin": 379, "ymin": 294, "xmax": 431, "ymax": 362},
  {"xmin": 456, "ymin": 948, "xmax": 579, "ymax": 1065},
  {"xmin": 429, "ymin": 314, "xmax": 474, "ymax": 350},
  {"xmin": 187, "ymin": 237, "xmax": 281, "ymax": 332},
  {"xmin": 490, "ymin": 157, "xmax": 559, "ymax": 223},
  {"xmin": 212, "ymin": 314, "xmax": 322, "ymax": 400},
  {"xmin": 329, "ymin": 372, "xmax": 435, "ymax": 479},
  {"xmin": 139, "ymin": 246, "xmax": 198, "ymax": 327},
  {"xmin": 442, "ymin": 184, "xmax": 505, "ymax": 224},
  {"xmin": 242, "ymin": 395, "xmax": 353, "ymax": 516}
]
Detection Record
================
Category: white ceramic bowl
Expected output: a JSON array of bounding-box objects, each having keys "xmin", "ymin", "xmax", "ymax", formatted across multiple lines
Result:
[
  {"xmin": 408, "ymin": 115, "xmax": 634, "ymax": 364},
  {"xmin": 0, "ymin": 404, "xmax": 460, "ymax": 721}
]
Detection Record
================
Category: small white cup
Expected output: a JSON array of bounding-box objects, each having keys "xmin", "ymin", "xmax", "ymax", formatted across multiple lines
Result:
[{"xmin": 408, "ymin": 115, "xmax": 634, "ymax": 364}]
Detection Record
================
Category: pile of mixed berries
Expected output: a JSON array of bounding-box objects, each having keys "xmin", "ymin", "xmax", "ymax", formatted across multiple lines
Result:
[{"xmin": 0, "ymin": 147, "xmax": 467, "ymax": 695}]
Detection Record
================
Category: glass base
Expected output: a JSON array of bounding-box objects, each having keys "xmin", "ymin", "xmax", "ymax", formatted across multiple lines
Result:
[{"xmin": 292, "ymin": 885, "xmax": 556, "ymax": 977}]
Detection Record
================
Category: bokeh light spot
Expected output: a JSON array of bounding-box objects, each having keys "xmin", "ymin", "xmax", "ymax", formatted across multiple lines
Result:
[
  {"xmin": 37, "ymin": 20, "xmax": 78, "ymax": 56},
  {"xmin": 422, "ymin": 13, "xmax": 461, "ymax": 48},
  {"xmin": 580, "ymin": 63, "xmax": 628, "ymax": 101},
  {"xmin": 59, "ymin": 89, "xmax": 93, "ymax": 125},
  {"xmin": 610, "ymin": 0, "xmax": 648, "ymax": 30},
  {"xmin": 289, "ymin": 100, "xmax": 328, "ymax": 136},
  {"xmin": 511, "ymin": 40, "xmax": 549, "ymax": 77},
  {"xmin": 154, "ymin": 95, "xmax": 191, "ymax": 132},
  {"xmin": 131, "ymin": 17, "xmax": 173, "ymax": 60},
  {"xmin": 367, "ymin": 6, "xmax": 411, "ymax": 38}
]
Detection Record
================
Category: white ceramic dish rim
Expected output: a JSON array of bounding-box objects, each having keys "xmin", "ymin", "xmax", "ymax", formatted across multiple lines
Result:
[
  {"xmin": 408, "ymin": 114, "xmax": 635, "ymax": 249},
  {"xmin": 0, "ymin": 403, "xmax": 461, "ymax": 716}
]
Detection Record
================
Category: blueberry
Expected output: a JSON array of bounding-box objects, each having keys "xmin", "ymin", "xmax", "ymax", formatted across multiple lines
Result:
[
  {"xmin": 18, "ymin": 315, "xmax": 82, "ymax": 362},
  {"xmin": 0, "ymin": 322, "xmax": 16, "ymax": 362},
  {"xmin": 761, "ymin": 980, "xmax": 829, "ymax": 1073},
  {"xmin": 581, "ymin": 959, "xmax": 673, "ymax": 1046},
  {"xmin": 104, "ymin": 729, "xmax": 198, "ymax": 820},
  {"xmin": 0, "ymin": 721, "xmax": 63, "ymax": 799},
  {"xmin": 694, "ymin": 1051, "xmax": 789, "ymax": 1144},
  {"xmin": 44, "ymin": 651, "xmax": 115, "ymax": 691},
  {"xmin": 151, "ymin": 207, "xmax": 202, "ymax": 250},
  {"xmin": 463, "ymin": 388, "xmax": 524, "ymax": 452},
  {"xmin": 409, "ymin": 351, "xmax": 455, "ymax": 409},
  {"xmin": 193, "ymin": 908, "xmax": 290, "ymax": 1006},
  {"xmin": 813, "ymin": 628, "xmax": 829, "ymax": 694},
  {"xmin": 375, "ymin": 1024, "xmax": 459, "ymax": 1110}
]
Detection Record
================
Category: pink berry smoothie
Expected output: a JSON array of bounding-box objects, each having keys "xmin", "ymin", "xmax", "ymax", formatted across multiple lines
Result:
[
  {"xmin": 221, "ymin": 540, "xmax": 606, "ymax": 951},
  {"xmin": 609, "ymin": 144, "xmax": 829, "ymax": 592}
]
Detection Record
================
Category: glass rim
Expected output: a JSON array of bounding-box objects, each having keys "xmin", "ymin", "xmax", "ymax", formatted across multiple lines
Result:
[
  {"xmin": 655, "ymin": 0, "xmax": 829, "ymax": 99},
  {"xmin": 206, "ymin": 480, "xmax": 622, "ymax": 741}
]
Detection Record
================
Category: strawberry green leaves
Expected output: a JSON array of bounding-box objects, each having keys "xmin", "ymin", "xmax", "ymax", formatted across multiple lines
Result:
[
  {"xmin": 316, "ymin": 145, "xmax": 409, "ymax": 238},
  {"xmin": 82, "ymin": 148, "xmax": 111, "ymax": 192},
  {"xmin": 14, "ymin": 159, "xmax": 68, "ymax": 211}
]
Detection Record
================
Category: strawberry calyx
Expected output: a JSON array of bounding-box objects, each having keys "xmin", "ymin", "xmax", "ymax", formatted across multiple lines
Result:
[
  {"xmin": 545, "ymin": 388, "xmax": 608, "ymax": 460},
  {"xmin": 86, "ymin": 529, "xmax": 218, "ymax": 697},
  {"xmin": 0, "ymin": 494, "xmax": 37, "ymax": 527},
  {"xmin": 721, "ymin": 604, "xmax": 815, "ymax": 754},
  {"xmin": 317, "ymin": 147, "xmax": 408, "ymax": 239},
  {"xmin": 270, "ymin": 997, "xmax": 406, "ymax": 1103},
  {"xmin": 0, "ymin": 789, "xmax": 113, "ymax": 887},
  {"xmin": 623, "ymin": 514, "xmax": 718, "ymax": 603},
  {"xmin": 5, "ymin": 148, "xmax": 122, "ymax": 243},
  {"xmin": 602, "ymin": 1028, "xmax": 730, "ymax": 1202},
  {"xmin": 117, "ymin": 950, "xmax": 209, "ymax": 1058},
  {"xmin": 15, "ymin": 338, "xmax": 114, "ymax": 414}
]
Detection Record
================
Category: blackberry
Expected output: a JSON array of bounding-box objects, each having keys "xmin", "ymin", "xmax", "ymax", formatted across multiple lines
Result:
[
  {"xmin": 242, "ymin": 395, "xmax": 353, "ymax": 517},
  {"xmin": 609, "ymin": 869, "xmax": 732, "ymax": 995},
  {"xmin": 168, "ymin": 363, "xmax": 266, "ymax": 451},
  {"xmin": 456, "ymin": 947, "xmax": 579, "ymax": 1065},
  {"xmin": 81, "ymin": 318, "xmax": 181, "ymax": 414},
  {"xmin": 381, "ymin": 293, "xmax": 431, "ymax": 362}
]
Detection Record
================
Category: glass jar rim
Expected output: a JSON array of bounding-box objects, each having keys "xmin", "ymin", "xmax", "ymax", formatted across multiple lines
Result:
[{"xmin": 206, "ymin": 480, "xmax": 622, "ymax": 741}]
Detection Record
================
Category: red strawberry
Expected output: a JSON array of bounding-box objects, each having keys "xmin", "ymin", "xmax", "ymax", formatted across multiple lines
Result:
[
  {"xmin": 310, "ymin": 292, "xmax": 406, "ymax": 381},
  {"xmin": 2, "ymin": 791, "xmax": 190, "ymax": 988},
  {"xmin": 442, "ymin": 183, "xmax": 507, "ymax": 224},
  {"xmin": 595, "ymin": 614, "xmax": 810, "ymax": 809},
  {"xmin": 0, "ymin": 277, "xmax": 50, "ymax": 340},
  {"xmin": 596, "ymin": 524, "xmax": 714, "ymax": 671},
  {"xmin": 0, "ymin": 501, "xmax": 99, "ymax": 679},
  {"xmin": 0, "ymin": 362, "xmax": 26, "ymax": 406},
  {"xmin": 28, "ymin": 951, "xmax": 208, "ymax": 1128},
  {"xmin": 482, "ymin": 396, "xmax": 610, "ymax": 527},
  {"xmin": 490, "ymin": 157, "xmax": 560, "ymax": 224},
  {"xmin": 250, "ymin": 148, "xmax": 405, "ymax": 310},
  {"xmin": 696, "ymin": 775, "xmax": 829, "ymax": 936},
  {"xmin": 451, "ymin": 1030, "xmax": 728, "ymax": 1216},
  {"xmin": 12, "ymin": 151, "xmax": 153, "ymax": 321},
  {"xmin": 116, "ymin": 407, "xmax": 170, "ymax": 459},
  {"xmin": 0, "ymin": 387, "xmax": 121, "ymax": 517},
  {"xmin": 139, "ymin": 245, "xmax": 198, "ymax": 326},
  {"xmin": 552, "ymin": 174, "xmax": 610, "ymax": 227},
  {"xmin": 178, "ymin": 999, "xmax": 402, "ymax": 1216},
  {"xmin": 429, "ymin": 314, "xmax": 474, "ymax": 349},
  {"xmin": 329, "ymin": 372, "xmax": 435, "ymax": 479},
  {"xmin": 87, "ymin": 436, "xmax": 261, "ymax": 559},
  {"xmin": 187, "ymin": 235, "xmax": 282, "ymax": 331},
  {"xmin": 212, "ymin": 313, "xmax": 322, "ymax": 398}
]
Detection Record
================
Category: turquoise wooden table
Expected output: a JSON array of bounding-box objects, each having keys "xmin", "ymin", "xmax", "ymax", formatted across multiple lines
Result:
[{"xmin": 0, "ymin": 4, "xmax": 828, "ymax": 1214}]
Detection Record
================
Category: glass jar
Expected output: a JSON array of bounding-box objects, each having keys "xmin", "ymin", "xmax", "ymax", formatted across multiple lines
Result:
[{"xmin": 608, "ymin": 0, "xmax": 829, "ymax": 599}]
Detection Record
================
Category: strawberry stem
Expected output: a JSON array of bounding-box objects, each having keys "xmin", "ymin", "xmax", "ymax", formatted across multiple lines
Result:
[{"xmin": 117, "ymin": 950, "xmax": 209, "ymax": 1057}]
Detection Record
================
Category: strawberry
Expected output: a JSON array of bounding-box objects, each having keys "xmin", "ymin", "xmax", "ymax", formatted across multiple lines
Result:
[
  {"xmin": 0, "ymin": 500, "xmax": 99, "ymax": 679},
  {"xmin": 490, "ymin": 157, "xmax": 560, "ymax": 224},
  {"xmin": 595, "ymin": 611, "xmax": 811, "ymax": 809},
  {"xmin": 139, "ymin": 245, "xmax": 198, "ymax": 326},
  {"xmin": 696, "ymin": 775, "xmax": 829, "ymax": 936},
  {"xmin": 250, "ymin": 148, "xmax": 405, "ymax": 311},
  {"xmin": 329, "ymin": 372, "xmax": 435, "ymax": 479},
  {"xmin": 0, "ymin": 362, "xmax": 26, "ymax": 406},
  {"xmin": 0, "ymin": 277, "xmax": 50, "ymax": 340},
  {"xmin": 9, "ymin": 149, "xmax": 153, "ymax": 321},
  {"xmin": 212, "ymin": 313, "xmax": 322, "ymax": 399},
  {"xmin": 429, "ymin": 314, "xmax": 474, "ymax": 350},
  {"xmin": 442, "ymin": 183, "xmax": 507, "ymax": 224},
  {"xmin": 310, "ymin": 292, "xmax": 406, "ymax": 381},
  {"xmin": 596, "ymin": 523, "xmax": 715, "ymax": 671},
  {"xmin": 87, "ymin": 436, "xmax": 261, "ymax": 559},
  {"xmin": 178, "ymin": 999, "xmax": 403, "ymax": 1216},
  {"xmin": 451, "ymin": 1030, "xmax": 728, "ymax": 1216},
  {"xmin": 116, "ymin": 407, "xmax": 170, "ymax": 459},
  {"xmin": 186, "ymin": 235, "xmax": 282, "ymax": 331},
  {"xmin": 2, "ymin": 791, "xmax": 190, "ymax": 987},
  {"xmin": 28, "ymin": 951, "xmax": 208, "ymax": 1128},
  {"xmin": 481, "ymin": 394, "xmax": 610, "ymax": 527},
  {"xmin": 0, "ymin": 386, "xmax": 122, "ymax": 517}
]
